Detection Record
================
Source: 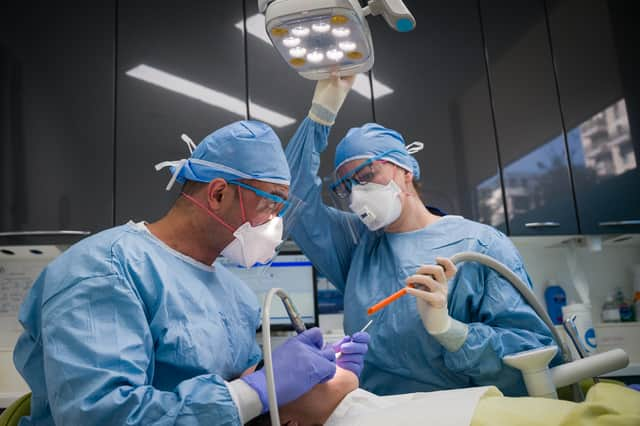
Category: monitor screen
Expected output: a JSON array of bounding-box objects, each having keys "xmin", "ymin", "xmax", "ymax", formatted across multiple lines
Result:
[{"xmin": 215, "ymin": 252, "xmax": 318, "ymax": 330}]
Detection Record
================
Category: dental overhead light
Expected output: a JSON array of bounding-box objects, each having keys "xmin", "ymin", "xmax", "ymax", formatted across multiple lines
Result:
[{"xmin": 259, "ymin": 0, "xmax": 416, "ymax": 80}]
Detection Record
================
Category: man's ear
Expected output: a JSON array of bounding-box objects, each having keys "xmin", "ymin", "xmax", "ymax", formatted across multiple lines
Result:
[{"xmin": 207, "ymin": 178, "xmax": 230, "ymax": 210}]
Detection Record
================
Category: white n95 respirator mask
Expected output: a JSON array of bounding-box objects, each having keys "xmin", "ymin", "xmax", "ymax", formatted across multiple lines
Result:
[
  {"xmin": 221, "ymin": 216, "xmax": 284, "ymax": 268},
  {"xmin": 349, "ymin": 181, "xmax": 403, "ymax": 231}
]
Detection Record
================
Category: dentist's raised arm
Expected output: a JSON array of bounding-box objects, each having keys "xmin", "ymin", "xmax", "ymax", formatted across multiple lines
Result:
[{"xmin": 284, "ymin": 76, "xmax": 363, "ymax": 292}]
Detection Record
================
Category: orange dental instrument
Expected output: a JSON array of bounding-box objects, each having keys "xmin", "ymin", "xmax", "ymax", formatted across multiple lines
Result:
[{"xmin": 367, "ymin": 287, "xmax": 409, "ymax": 315}]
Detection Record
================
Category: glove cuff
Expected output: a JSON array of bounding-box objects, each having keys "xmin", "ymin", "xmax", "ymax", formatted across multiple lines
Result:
[
  {"xmin": 240, "ymin": 370, "xmax": 269, "ymax": 413},
  {"xmin": 430, "ymin": 318, "xmax": 469, "ymax": 352},
  {"xmin": 308, "ymin": 103, "xmax": 337, "ymax": 126},
  {"xmin": 227, "ymin": 379, "xmax": 264, "ymax": 423},
  {"xmin": 422, "ymin": 305, "xmax": 451, "ymax": 335}
]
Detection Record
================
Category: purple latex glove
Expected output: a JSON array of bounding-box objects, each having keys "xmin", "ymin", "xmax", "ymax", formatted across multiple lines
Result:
[
  {"xmin": 333, "ymin": 332, "xmax": 370, "ymax": 377},
  {"xmin": 628, "ymin": 384, "xmax": 640, "ymax": 392},
  {"xmin": 241, "ymin": 328, "xmax": 336, "ymax": 413}
]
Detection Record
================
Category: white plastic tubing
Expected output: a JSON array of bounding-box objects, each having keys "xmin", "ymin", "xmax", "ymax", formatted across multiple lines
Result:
[
  {"xmin": 261, "ymin": 287, "xmax": 285, "ymax": 426},
  {"xmin": 449, "ymin": 252, "xmax": 572, "ymax": 362}
]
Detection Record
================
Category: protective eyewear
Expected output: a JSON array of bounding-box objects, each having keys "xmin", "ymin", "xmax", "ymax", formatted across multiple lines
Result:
[
  {"xmin": 231, "ymin": 181, "xmax": 290, "ymax": 217},
  {"xmin": 329, "ymin": 149, "xmax": 404, "ymax": 199}
]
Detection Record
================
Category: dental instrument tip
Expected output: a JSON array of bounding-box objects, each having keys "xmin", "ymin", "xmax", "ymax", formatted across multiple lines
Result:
[{"xmin": 360, "ymin": 319, "xmax": 373, "ymax": 333}]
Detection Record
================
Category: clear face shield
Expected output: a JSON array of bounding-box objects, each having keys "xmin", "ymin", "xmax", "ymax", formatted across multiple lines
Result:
[
  {"xmin": 213, "ymin": 188, "xmax": 313, "ymax": 332},
  {"xmin": 212, "ymin": 180, "xmax": 306, "ymax": 271}
]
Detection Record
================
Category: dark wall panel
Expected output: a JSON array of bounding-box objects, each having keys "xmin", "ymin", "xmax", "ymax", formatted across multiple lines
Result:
[
  {"xmin": 372, "ymin": 0, "xmax": 506, "ymax": 231},
  {"xmin": 115, "ymin": 1, "xmax": 247, "ymax": 223},
  {"xmin": 480, "ymin": 0, "xmax": 578, "ymax": 235},
  {"xmin": 1, "ymin": 2, "xmax": 115, "ymax": 237}
]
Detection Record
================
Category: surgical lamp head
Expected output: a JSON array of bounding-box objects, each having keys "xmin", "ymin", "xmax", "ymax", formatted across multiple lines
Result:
[{"xmin": 259, "ymin": 0, "xmax": 416, "ymax": 80}]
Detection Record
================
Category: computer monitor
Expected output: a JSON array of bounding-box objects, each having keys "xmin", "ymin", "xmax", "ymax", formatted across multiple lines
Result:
[{"xmin": 215, "ymin": 252, "xmax": 318, "ymax": 331}]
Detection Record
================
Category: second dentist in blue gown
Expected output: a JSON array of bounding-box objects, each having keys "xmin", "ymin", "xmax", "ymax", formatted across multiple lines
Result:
[{"xmin": 284, "ymin": 78, "xmax": 558, "ymax": 397}]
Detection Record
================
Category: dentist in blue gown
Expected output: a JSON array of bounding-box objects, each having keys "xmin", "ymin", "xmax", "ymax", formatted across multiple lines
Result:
[
  {"xmin": 13, "ymin": 121, "xmax": 369, "ymax": 425},
  {"xmin": 284, "ymin": 77, "xmax": 558, "ymax": 397}
]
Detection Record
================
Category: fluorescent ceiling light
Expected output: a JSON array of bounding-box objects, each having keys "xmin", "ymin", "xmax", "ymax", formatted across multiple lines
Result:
[
  {"xmin": 126, "ymin": 64, "xmax": 296, "ymax": 128},
  {"xmin": 236, "ymin": 14, "xmax": 393, "ymax": 99},
  {"xmin": 353, "ymin": 73, "xmax": 394, "ymax": 99}
]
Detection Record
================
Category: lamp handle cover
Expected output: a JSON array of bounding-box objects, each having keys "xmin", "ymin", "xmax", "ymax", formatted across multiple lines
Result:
[
  {"xmin": 366, "ymin": 0, "xmax": 416, "ymax": 32},
  {"xmin": 258, "ymin": 0, "xmax": 416, "ymax": 33}
]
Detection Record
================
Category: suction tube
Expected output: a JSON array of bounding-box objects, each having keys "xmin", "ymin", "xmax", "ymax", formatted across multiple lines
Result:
[{"xmin": 449, "ymin": 252, "xmax": 571, "ymax": 363}]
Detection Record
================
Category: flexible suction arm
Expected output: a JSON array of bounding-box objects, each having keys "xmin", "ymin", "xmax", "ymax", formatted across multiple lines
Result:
[
  {"xmin": 449, "ymin": 252, "xmax": 572, "ymax": 363},
  {"xmin": 451, "ymin": 252, "xmax": 629, "ymax": 399}
]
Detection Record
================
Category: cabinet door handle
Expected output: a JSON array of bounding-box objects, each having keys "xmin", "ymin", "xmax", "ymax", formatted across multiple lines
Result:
[
  {"xmin": 598, "ymin": 220, "xmax": 640, "ymax": 227},
  {"xmin": 524, "ymin": 222, "xmax": 561, "ymax": 228},
  {"xmin": 0, "ymin": 230, "xmax": 91, "ymax": 237}
]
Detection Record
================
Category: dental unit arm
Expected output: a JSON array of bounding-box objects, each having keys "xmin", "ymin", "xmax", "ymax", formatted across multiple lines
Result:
[
  {"xmin": 503, "ymin": 346, "xmax": 628, "ymax": 399},
  {"xmin": 450, "ymin": 252, "xmax": 630, "ymax": 400}
]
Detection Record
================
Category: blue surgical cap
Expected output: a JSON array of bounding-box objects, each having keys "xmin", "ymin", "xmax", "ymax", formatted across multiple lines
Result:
[
  {"xmin": 156, "ymin": 120, "xmax": 291, "ymax": 190},
  {"xmin": 334, "ymin": 123, "xmax": 421, "ymax": 179}
]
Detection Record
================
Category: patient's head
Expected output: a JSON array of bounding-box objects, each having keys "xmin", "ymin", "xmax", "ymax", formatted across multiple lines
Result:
[
  {"xmin": 280, "ymin": 367, "xmax": 358, "ymax": 425},
  {"xmin": 248, "ymin": 367, "xmax": 359, "ymax": 426}
]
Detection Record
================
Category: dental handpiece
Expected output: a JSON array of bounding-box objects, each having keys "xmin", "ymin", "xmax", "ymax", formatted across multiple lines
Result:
[{"xmin": 280, "ymin": 293, "xmax": 307, "ymax": 334}]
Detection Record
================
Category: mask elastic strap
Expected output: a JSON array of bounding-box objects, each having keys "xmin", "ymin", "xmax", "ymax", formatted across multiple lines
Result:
[
  {"xmin": 237, "ymin": 185, "xmax": 247, "ymax": 223},
  {"xmin": 389, "ymin": 161, "xmax": 415, "ymax": 199},
  {"xmin": 181, "ymin": 192, "xmax": 236, "ymax": 233},
  {"xmin": 404, "ymin": 142, "xmax": 422, "ymax": 199}
]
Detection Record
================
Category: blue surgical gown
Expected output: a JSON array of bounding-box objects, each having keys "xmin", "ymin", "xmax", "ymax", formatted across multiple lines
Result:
[
  {"xmin": 13, "ymin": 222, "xmax": 262, "ymax": 425},
  {"xmin": 285, "ymin": 118, "xmax": 558, "ymax": 396}
]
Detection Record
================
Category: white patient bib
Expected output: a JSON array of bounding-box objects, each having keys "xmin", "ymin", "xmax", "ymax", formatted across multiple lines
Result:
[{"xmin": 325, "ymin": 386, "xmax": 502, "ymax": 426}]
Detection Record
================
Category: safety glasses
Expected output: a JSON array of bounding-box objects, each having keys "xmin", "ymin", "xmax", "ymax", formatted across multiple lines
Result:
[
  {"xmin": 329, "ymin": 149, "xmax": 405, "ymax": 199},
  {"xmin": 231, "ymin": 181, "xmax": 290, "ymax": 217}
]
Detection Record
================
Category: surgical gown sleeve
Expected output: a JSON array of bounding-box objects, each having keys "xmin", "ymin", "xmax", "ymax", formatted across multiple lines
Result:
[
  {"xmin": 41, "ymin": 273, "xmax": 244, "ymax": 426},
  {"xmin": 442, "ymin": 263, "xmax": 556, "ymax": 394},
  {"xmin": 285, "ymin": 117, "xmax": 364, "ymax": 291}
]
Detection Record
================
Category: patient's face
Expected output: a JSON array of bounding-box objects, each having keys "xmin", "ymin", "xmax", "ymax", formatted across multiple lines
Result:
[{"xmin": 279, "ymin": 367, "xmax": 359, "ymax": 426}]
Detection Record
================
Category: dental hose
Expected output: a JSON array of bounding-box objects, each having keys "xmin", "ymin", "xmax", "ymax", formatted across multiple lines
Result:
[
  {"xmin": 450, "ymin": 251, "xmax": 584, "ymax": 402},
  {"xmin": 449, "ymin": 252, "xmax": 587, "ymax": 401},
  {"xmin": 262, "ymin": 288, "xmax": 307, "ymax": 426},
  {"xmin": 449, "ymin": 252, "xmax": 571, "ymax": 363}
]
